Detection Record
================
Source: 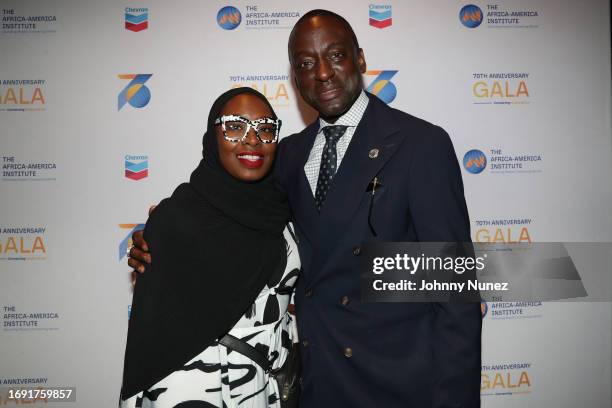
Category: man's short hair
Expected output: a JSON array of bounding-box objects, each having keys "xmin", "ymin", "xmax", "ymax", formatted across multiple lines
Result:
[{"xmin": 288, "ymin": 9, "xmax": 360, "ymax": 54}]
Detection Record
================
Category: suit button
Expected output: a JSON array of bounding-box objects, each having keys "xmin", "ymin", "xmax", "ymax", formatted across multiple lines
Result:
[
  {"xmin": 343, "ymin": 347, "xmax": 353, "ymax": 358},
  {"xmin": 302, "ymin": 340, "xmax": 309, "ymax": 348},
  {"xmin": 352, "ymin": 246, "xmax": 361, "ymax": 256},
  {"xmin": 341, "ymin": 296, "xmax": 350, "ymax": 306},
  {"xmin": 305, "ymin": 288, "xmax": 313, "ymax": 297}
]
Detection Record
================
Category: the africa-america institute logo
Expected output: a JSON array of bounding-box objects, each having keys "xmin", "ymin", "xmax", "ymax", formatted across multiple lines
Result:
[
  {"xmin": 481, "ymin": 301, "xmax": 488, "ymax": 318},
  {"xmin": 463, "ymin": 149, "xmax": 487, "ymax": 174},
  {"xmin": 459, "ymin": 4, "xmax": 483, "ymax": 28},
  {"xmin": 217, "ymin": 6, "xmax": 241, "ymax": 30}
]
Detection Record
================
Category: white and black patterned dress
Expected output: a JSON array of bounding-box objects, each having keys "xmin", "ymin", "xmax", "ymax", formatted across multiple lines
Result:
[{"xmin": 120, "ymin": 225, "xmax": 300, "ymax": 408}]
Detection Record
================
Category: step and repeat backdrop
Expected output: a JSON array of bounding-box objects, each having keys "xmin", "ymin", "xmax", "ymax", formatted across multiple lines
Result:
[{"xmin": 1, "ymin": 0, "xmax": 611, "ymax": 407}]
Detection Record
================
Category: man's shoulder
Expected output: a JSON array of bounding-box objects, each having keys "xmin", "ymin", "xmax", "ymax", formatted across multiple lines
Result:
[
  {"xmin": 278, "ymin": 131, "xmax": 302, "ymax": 148},
  {"xmin": 389, "ymin": 106, "xmax": 434, "ymax": 129},
  {"xmin": 274, "ymin": 121, "xmax": 318, "ymax": 180},
  {"xmin": 367, "ymin": 95, "xmax": 450, "ymax": 145},
  {"xmin": 281, "ymin": 121, "xmax": 317, "ymax": 141},
  {"xmin": 278, "ymin": 121, "xmax": 318, "ymax": 151}
]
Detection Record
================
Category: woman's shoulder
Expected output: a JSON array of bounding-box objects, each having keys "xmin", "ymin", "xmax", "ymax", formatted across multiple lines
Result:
[{"xmin": 144, "ymin": 183, "xmax": 216, "ymax": 240}]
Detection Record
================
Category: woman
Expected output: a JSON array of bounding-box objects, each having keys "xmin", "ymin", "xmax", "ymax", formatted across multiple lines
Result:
[{"xmin": 120, "ymin": 88, "xmax": 300, "ymax": 408}]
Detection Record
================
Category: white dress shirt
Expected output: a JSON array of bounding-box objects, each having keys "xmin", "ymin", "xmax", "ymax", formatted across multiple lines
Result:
[{"xmin": 304, "ymin": 90, "xmax": 369, "ymax": 195}]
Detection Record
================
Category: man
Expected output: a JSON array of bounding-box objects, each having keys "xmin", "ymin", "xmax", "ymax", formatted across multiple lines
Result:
[{"xmin": 129, "ymin": 9, "xmax": 481, "ymax": 407}]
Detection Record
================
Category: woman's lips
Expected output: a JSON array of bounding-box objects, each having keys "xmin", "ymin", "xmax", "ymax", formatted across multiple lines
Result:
[
  {"xmin": 236, "ymin": 152, "xmax": 264, "ymax": 169},
  {"xmin": 318, "ymin": 88, "xmax": 342, "ymax": 102}
]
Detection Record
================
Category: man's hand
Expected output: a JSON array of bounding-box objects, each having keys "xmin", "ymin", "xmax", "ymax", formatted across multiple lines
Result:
[
  {"xmin": 128, "ymin": 229, "xmax": 150, "ymax": 273},
  {"xmin": 128, "ymin": 206, "xmax": 155, "ymax": 285}
]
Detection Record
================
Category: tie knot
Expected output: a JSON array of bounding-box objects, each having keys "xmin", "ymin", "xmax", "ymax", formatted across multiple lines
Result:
[{"xmin": 322, "ymin": 125, "xmax": 348, "ymax": 145}]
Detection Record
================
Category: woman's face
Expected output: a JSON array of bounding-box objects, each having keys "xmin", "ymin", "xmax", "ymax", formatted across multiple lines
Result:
[{"xmin": 216, "ymin": 93, "xmax": 278, "ymax": 182}]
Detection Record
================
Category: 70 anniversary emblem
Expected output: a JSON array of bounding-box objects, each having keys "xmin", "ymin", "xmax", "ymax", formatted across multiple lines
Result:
[{"xmin": 118, "ymin": 74, "xmax": 153, "ymax": 110}]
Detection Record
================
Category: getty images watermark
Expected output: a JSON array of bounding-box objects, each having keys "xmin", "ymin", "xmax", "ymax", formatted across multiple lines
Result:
[
  {"xmin": 360, "ymin": 242, "xmax": 612, "ymax": 303},
  {"xmin": 371, "ymin": 252, "xmax": 506, "ymax": 291}
]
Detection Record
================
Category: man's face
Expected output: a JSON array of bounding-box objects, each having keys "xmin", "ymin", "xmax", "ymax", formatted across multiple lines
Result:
[{"xmin": 289, "ymin": 15, "xmax": 366, "ymax": 122}]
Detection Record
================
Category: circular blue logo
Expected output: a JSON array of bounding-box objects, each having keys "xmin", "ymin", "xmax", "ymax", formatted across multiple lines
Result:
[
  {"xmin": 459, "ymin": 4, "xmax": 483, "ymax": 28},
  {"xmin": 217, "ymin": 6, "xmax": 241, "ymax": 30},
  {"xmin": 378, "ymin": 82, "xmax": 397, "ymax": 104},
  {"xmin": 481, "ymin": 301, "xmax": 488, "ymax": 318},
  {"xmin": 463, "ymin": 149, "xmax": 487, "ymax": 174},
  {"xmin": 127, "ymin": 84, "xmax": 151, "ymax": 108}
]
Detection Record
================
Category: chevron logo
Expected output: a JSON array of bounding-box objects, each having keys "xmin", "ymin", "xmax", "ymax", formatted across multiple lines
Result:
[
  {"xmin": 369, "ymin": 5, "xmax": 392, "ymax": 29},
  {"xmin": 125, "ymin": 7, "xmax": 148, "ymax": 32},
  {"xmin": 125, "ymin": 154, "xmax": 148, "ymax": 181}
]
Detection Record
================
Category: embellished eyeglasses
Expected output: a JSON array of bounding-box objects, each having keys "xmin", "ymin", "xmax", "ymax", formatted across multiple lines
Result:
[{"xmin": 214, "ymin": 115, "xmax": 281, "ymax": 144}]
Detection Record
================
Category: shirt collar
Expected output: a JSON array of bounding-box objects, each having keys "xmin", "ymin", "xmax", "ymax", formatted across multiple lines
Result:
[{"xmin": 318, "ymin": 90, "xmax": 369, "ymax": 133}]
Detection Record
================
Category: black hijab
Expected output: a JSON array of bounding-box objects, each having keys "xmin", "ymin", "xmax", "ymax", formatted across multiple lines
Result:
[{"xmin": 121, "ymin": 88, "xmax": 290, "ymax": 399}]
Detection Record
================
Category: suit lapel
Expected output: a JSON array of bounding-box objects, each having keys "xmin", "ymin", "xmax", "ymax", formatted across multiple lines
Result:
[
  {"xmin": 287, "ymin": 122, "xmax": 319, "ymax": 243},
  {"xmin": 313, "ymin": 94, "xmax": 407, "ymax": 276}
]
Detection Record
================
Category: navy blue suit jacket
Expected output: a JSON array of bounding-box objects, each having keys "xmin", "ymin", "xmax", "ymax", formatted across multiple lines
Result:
[{"xmin": 275, "ymin": 93, "xmax": 481, "ymax": 407}]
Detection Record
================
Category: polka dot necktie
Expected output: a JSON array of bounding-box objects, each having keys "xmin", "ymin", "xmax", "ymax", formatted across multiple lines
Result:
[{"xmin": 314, "ymin": 125, "xmax": 348, "ymax": 211}]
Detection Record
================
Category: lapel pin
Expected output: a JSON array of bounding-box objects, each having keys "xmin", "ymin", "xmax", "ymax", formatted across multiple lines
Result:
[
  {"xmin": 366, "ymin": 177, "xmax": 383, "ymax": 192},
  {"xmin": 368, "ymin": 148, "xmax": 379, "ymax": 159}
]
